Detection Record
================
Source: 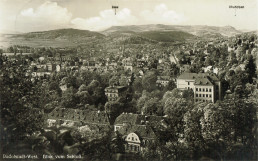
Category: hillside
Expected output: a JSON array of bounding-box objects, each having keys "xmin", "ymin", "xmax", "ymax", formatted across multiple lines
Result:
[
  {"xmin": 103, "ymin": 24, "xmax": 242, "ymax": 37},
  {"xmin": 138, "ymin": 31, "xmax": 195, "ymax": 42},
  {"xmin": 14, "ymin": 28, "xmax": 104, "ymax": 39},
  {"xmin": 0, "ymin": 25, "xmax": 244, "ymax": 48},
  {"xmin": 1, "ymin": 28, "xmax": 105, "ymax": 48}
]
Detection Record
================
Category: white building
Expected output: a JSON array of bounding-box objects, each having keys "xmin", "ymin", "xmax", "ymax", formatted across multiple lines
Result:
[{"xmin": 177, "ymin": 72, "xmax": 221, "ymax": 103}]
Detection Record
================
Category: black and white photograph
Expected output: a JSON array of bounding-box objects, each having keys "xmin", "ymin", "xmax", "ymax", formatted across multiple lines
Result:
[{"xmin": 0, "ymin": 0, "xmax": 257, "ymax": 160}]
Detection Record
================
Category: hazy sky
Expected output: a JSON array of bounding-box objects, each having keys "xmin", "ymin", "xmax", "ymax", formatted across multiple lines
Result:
[{"xmin": 0, "ymin": 0, "xmax": 257, "ymax": 33}]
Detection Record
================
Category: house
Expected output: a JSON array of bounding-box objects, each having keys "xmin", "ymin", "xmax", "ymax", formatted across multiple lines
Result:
[
  {"xmin": 122, "ymin": 58, "xmax": 133, "ymax": 71},
  {"xmin": 177, "ymin": 72, "xmax": 221, "ymax": 103},
  {"xmin": 156, "ymin": 76, "xmax": 172, "ymax": 87},
  {"xmin": 114, "ymin": 113, "xmax": 171, "ymax": 153},
  {"xmin": 105, "ymin": 86, "xmax": 127, "ymax": 102}
]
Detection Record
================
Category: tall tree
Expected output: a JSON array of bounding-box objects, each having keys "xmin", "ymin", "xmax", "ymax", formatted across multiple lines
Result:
[{"xmin": 245, "ymin": 55, "xmax": 256, "ymax": 83}]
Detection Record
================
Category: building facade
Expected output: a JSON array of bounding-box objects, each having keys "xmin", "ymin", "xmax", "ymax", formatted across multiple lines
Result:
[
  {"xmin": 177, "ymin": 72, "xmax": 221, "ymax": 103},
  {"xmin": 113, "ymin": 113, "xmax": 171, "ymax": 153},
  {"xmin": 105, "ymin": 86, "xmax": 127, "ymax": 102}
]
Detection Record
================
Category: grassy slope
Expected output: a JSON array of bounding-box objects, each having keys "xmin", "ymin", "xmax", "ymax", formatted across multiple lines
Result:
[{"xmin": 138, "ymin": 31, "xmax": 195, "ymax": 42}]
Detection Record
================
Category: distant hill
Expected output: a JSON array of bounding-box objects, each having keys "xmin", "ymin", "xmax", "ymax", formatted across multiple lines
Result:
[
  {"xmin": 0, "ymin": 25, "xmax": 244, "ymax": 48},
  {"xmin": 103, "ymin": 24, "xmax": 242, "ymax": 37},
  {"xmin": 15, "ymin": 28, "xmax": 104, "ymax": 39},
  {"xmin": 138, "ymin": 31, "xmax": 195, "ymax": 42},
  {"xmin": 1, "ymin": 28, "xmax": 105, "ymax": 48}
]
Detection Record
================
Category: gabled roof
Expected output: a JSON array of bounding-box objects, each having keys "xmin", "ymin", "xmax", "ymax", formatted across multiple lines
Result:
[
  {"xmin": 177, "ymin": 72, "xmax": 219, "ymax": 82},
  {"xmin": 177, "ymin": 72, "xmax": 198, "ymax": 80},
  {"xmin": 118, "ymin": 125, "xmax": 156, "ymax": 139},
  {"xmin": 48, "ymin": 108, "xmax": 110, "ymax": 125}
]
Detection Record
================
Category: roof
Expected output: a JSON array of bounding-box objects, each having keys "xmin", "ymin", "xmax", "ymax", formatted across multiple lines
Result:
[
  {"xmin": 105, "ymin": 86, "xmax": 126, "ymax": 90},
  {"xmin": 117, "ymin": 125, "xmax": 156, "ymax": 139},
  {"xmin": 177, "ymin": 72, "xmax": 198, "ymax": 80},
  {"xmin": 48, "ymin": 108, "xmax": 110, "ymax": 125},
  {"xmin": 114, "ymin": 113, "xmax": 168, "ymax": 127},
  {"xmin": 194, "ymin": 77, "xmax": 213, "ymax": 85},
  {"xmin": 177, "ymin": 72, "xmax": 219, "ymax": 82}
]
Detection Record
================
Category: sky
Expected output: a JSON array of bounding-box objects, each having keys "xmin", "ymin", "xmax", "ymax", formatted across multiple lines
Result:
[{"xmin": 0, "ymin": 0, "xmax": 257, "ymax": 33}]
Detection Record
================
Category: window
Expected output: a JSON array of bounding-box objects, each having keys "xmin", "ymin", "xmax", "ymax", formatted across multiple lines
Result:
[
  {"xmin": 209, "ymin": 89, "xmax": 212, "ymax": 92},
  {"xmin": 132, "ymin": 137, "xmax": 134, "ymax": 141},
  {"xmin": 199, "ymin": 88, "xmax": 201, "ymax": 91},
  {"xmin": 206, "ymin": 94, "xmax": 208, "ymax": 97},
  {"xmin": 199, "ymin": 94, "xmax": 201, "ymax": 97},
  {"xmin": 196, "ymin": 88, "xmax": 198, "ymax": 91},
  {"xmin": 203, "ymin": 94, "xmax": 205, "ymax": 97},
  {"xmin": 203, "ymin": 88, "xmax": 205, "ymax": 92},
  {"xmin": 206, "ymin": 88, "xmax": 208, "ymax": 92},
  {"xmin": 196, "ymin": 94, "xmax": 198, "ymax": 97},
  {"xmin": 188, "ymin": 82, "xmax": 190, "ymax": 85},
  {"xmin": 209, "ymin": 94, "xmax": 212, "ymax": 98}
]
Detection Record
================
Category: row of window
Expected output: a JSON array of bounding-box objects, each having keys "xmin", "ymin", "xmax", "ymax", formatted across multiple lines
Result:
[
  {"xmin": 196, "ymin": 88, "xmax": 212, "ymax": 92},
  {"xmin": 126, "ymin": 144, "xmax": 140, "ymax": 152},
  {"xmin": 128, "ymin": 136, "xmax": 138, "ymax": 141},
  {"xmin": 106, "ymin": 93, "xmax": 118, "ymax": 97},
  {"xmin": 196, "ymin": 94, "xmax": 212, "ymax": 98}
]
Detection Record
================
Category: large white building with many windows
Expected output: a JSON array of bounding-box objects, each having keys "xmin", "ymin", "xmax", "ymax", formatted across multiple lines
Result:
[{"xmin": 177, "ymin": 72, "xmax": 221, "ymax": 103}]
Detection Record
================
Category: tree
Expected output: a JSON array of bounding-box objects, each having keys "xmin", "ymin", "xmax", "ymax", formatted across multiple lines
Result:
[
  {"xmin": 132, "ymin": 77, "xmax": 143, "ymax": 93},
  {"xmin": 245, "ymin": 55, "xmax": 256, "ymax": 83},
  {"xmin": 61, "ymin": 87, "xmax": 78, "ymax": 108},
  {"xmin": 76, "ymin": 91, "xmax": 92, "ymax": 105},
  {"xmin": 165, "ymin": 80, "xmax": 176, "ymax": 91},
  {"xmin": 142, "ymin": 70, "xmax": 158, "ymax": 92},
  {"xmin": 0, "ymin": 60, "xmax": 45, "ymax": 153},
  {"xmin": 142, "ymin": 97, "xmax": 162, "ymax": 115},
  {"xmin": 105, "ymin": 101, "xmax": 124, "ymax": 124}
]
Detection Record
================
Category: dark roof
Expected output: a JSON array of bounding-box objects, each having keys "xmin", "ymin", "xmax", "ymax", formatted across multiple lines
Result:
[
  {"xmin": 105, "ymin": 86, "xmax": 126, "ymax": 90},
  {"xmin": 194, "ymin": 77, "xmax": 213, "ymax": 85},
  {"xmin": 114, "ymin": 113, "xmax": 168, "ymax": 127},
  {"xmin": 178, "ymin": 72, "xmax": 219, "ymax": 82},
  {"xmin": 177, "ymin": 72, "xmax": 198, "ymax": 80},
  {"xmin": 117, "ymin": 125, "xmax": 156, "ymax": 139},
  {"xmin": 48, "ymin": 108, "xmax": 110, "ymax": 125}
]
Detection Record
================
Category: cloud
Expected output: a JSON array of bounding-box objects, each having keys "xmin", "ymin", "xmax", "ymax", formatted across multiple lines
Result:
[
  {"xmin": 140, "ymin": 3, "xmax": 185, "ymax": 24},
  {"xmin": 71, "ymin": 3, "xmax": 185, "ymax": 31},
  {"xmin": 71, "ymin": 8, "xmax": 138, "ymax": 31},
  {"xmin": 12, "ymin": 2, "xmax": 185, "ymax": 32},
  {"xmin": 17, "ymin": 1, "xmax": 72, "ymax": 32}
]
